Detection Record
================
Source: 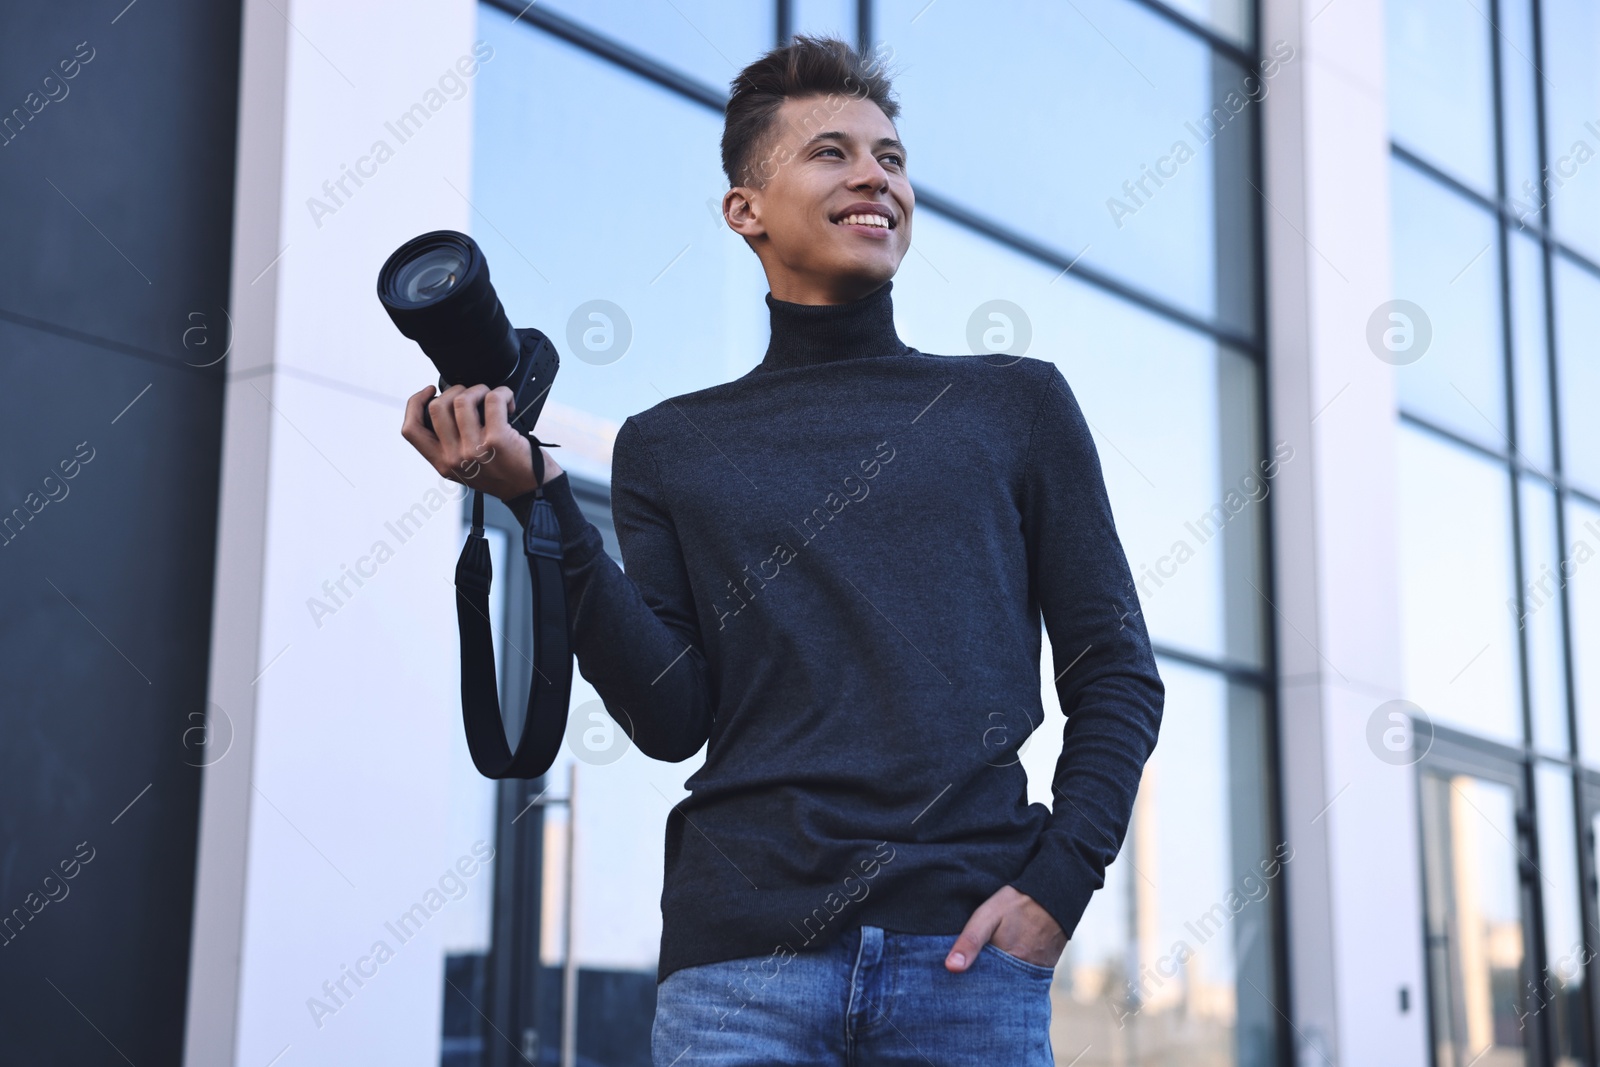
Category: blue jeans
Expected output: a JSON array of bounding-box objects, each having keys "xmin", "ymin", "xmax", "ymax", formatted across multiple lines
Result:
[{"xmin": 650, "ymin": 925, "xmax": 1056, "ymax": 1065}]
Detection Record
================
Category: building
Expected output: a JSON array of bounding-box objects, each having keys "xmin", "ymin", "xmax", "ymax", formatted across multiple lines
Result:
[{"xmin": 0, "ymin": 0, "xmax": 1595, "ymax": 1064}]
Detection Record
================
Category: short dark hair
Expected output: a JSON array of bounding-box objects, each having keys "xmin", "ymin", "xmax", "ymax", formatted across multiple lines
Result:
[{"xmin": 720, "ymin": 34, "xmax": 900, "ymax": 190}]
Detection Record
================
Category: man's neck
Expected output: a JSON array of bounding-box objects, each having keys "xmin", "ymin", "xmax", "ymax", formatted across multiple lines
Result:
[
  {"xmin": 758, "ymin": 278, "xmax": 911, "ymax": 372},
  {"xmin": 766, "ymin": 273, "xmax": 888, "ymax": 305}
]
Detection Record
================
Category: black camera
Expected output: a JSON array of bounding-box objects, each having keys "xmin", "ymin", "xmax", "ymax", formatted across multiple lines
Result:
[
  {"xmin": 377, "ymin": 229, "xmax": 571, "ymax": 782},
  {"xmin": 377, "ymin": 229, "xmax": 558, "ymax": 436}
]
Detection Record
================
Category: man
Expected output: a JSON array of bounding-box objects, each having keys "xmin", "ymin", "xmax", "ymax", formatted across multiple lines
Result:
[{"xmin": 402, "ymin": 34, "xmax": 1163, "ymax": 1066}]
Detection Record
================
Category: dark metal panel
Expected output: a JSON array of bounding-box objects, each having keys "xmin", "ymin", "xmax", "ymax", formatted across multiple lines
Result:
[
  {"xmin": 0, "ymin": 2, "xmax": 240, "ymax": 359},
  {"xmin": 0, "ymin": 1, "xmax": 241, "ymax": 1062}
]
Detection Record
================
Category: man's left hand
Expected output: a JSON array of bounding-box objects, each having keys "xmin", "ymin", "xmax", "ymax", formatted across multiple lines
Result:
[{"xmin": 944, "ymin": 885, "xmax": 1065, "ymax": 973}]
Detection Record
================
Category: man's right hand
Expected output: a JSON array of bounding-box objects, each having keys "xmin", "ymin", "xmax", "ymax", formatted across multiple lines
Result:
[{"xmin": 400, "ymin": 383, "xmax": 564, "ymax": 500}]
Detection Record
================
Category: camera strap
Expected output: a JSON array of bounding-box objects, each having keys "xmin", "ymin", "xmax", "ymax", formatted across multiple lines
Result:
[{"xmin": 452, "ymin": 453, "xmax": 572, "ymax": 779}]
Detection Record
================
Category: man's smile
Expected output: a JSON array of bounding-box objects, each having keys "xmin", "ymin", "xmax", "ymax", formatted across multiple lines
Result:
[{"xmin": 830, "ymin": 200, "xmax": 898, "ymax": 238}]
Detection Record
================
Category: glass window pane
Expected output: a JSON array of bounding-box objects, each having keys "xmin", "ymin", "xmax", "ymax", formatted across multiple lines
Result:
[
  {"xmin": 1552, "ymin": 256, "xmax": 1600, "ymax": 496},
  {"xmin": 789, "ymin": 0, "xmax": 855, "ymax": 41},
  {"xmin": 1157, "ymin": 0, "xmax": 1253, "ymax": 50},
  {"xmin": 529, "ymin": 0, "xmax": 773, "ymax": 90},
  {"xmin": 1386, "ymin": 0, "xmax": 1496, "ymax": 194},
  {"xmin": 1418, "ymin": 772, "xmax": 1529, "ymax": 1065},
  {"xmin": 1534, "ymin": 762, "xmax": 1586, "ymax": 1067},
  {"xmin": 876, "ymin": 0, "xmax": 1263, "ymax": 335},
  {"xmin": 1571, "ymin": 496, "xmax": 1600, "ymax": 763},
  {"xmin": 1522, "ymin": 477, "xmax": 1572, "ymax": 754},
  {"xmin": 1500, "ymin": 0, "xmax": 1543, "ymax": 222},
  {"xmin": 1046, "ymin": 659, "xmax": 1278, "ymax": 1067},
  {"xmin": 1540, "ymin": 0, "xmax": 1600, "ymax": 262},
  {"xmin": 474, "ymin": 5, "xmax": 771, "ymax": 476},
  {"xmin": 896, "ymin": 212, "xmax": 1269, "ymax": 668},
  {"xmin": 1509, "ymin": 231, "xmax": 1552, "ymax": 472},
  {"xmin": 1390, "ymin": 160, "xmax": 1507, "ymax": 449},
  {"xmin": 1397, "ymin": 427, "xmax": 1521, "ymax": 743}
]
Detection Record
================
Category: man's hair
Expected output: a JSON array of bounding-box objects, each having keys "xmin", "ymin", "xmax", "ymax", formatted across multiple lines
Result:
[{"xmin": 720, "ymin": 34, "xmax": 900, "ymax": 191}]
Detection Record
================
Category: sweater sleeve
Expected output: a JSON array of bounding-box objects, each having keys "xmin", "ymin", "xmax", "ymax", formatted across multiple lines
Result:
[
  {"xmin": 503, "ymin": 416, "xmax": 714, "ymax": 762},
  {"xmin": 1005, "ymin": 362, "xmax": 1165, "ymax": 941}
]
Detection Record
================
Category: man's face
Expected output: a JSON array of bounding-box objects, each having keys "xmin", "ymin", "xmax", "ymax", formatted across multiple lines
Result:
[{"xmin": 724, "ymin": 94, "xmax": 914, "ymax": 303}]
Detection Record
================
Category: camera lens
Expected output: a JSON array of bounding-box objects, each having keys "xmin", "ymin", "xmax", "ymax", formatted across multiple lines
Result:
[
  {"xmin": 396, "ymin": 247, "xmax": 467, "ymax": 303},
  {"xmin": 377, "ymin": 230, "xmax": 520, "ymax": 388}
]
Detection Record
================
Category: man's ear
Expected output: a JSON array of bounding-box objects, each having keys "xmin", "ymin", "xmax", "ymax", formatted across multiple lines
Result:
[{"xmin": 723, "ymin": 187, "xmax": 765, "ymax": 240}]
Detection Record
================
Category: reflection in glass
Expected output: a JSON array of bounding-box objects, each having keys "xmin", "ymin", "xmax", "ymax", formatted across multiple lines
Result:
[
  {"xmin": 877, "ymin": 0, "xmax": 1262, "ymax": 334},
  {"xmin": 896, "ymin": 212, "xmax": 1268, "ymax": 668},
  {"xmin": 1397, "ymin": 427, "xmax": 1521, "ymax": 743},
  {"xmin": 1044, "ymin": 658, "xmax": 1278, "ymax": 1067},
  {"xmin": 1552, "ymin": 257, "xmax": 1600, "ymax": 497},
  {"xmin": 1419, "ymin": 772, "xmax": 1527, "ymax": 1067},
  {"xmin": 1390, "ymin": 160, "xmax": 1507, "ymax": 449},
  {"xmin": 1533, "ymin": 762, "xmax": 1586, "ymax": 1067},
  {"xmin": 788, "ymin": 0, "xmax": 855, "ymax": 41},
  {"xmin": 1570, "ymin": 497, "xmax": 1600, "ymax": 762},
  {"xmin": 1386, "ymin": 0, "xmax": 1495, "ymax": 194},
  {"xmin": 1508, "ymin": 232, "xmax": 1552, "ymax": 473},
  {"xmin": 524, "ymin": 0, "xmax": 771, "ymax": 90},
  {"xmin": 1540, "ymin": 0, "xmax": 1600, "ymax": 263},
  {"xmin": 1521, "ymin": 478, "xmax": 1570, "ymax": 754}
]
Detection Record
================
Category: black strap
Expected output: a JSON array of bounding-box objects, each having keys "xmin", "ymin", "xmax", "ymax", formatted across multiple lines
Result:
[{"xmin": 453, "ymin": 437, "xmax": 573, "ymax": 779}]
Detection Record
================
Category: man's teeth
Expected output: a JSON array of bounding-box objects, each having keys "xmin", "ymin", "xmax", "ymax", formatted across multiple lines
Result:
[{"xmin": 838, "ymin": 214, "xmax": 889, "ymax": 228}]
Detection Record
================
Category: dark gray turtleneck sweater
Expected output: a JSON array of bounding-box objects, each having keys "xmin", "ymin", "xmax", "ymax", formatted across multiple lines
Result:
[{"xmin": 507, "ymin": 279, "xmax": 1164, "ymax": 984}]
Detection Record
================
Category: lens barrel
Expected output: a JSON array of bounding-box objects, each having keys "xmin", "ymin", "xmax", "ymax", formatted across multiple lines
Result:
[{"xmin": 377, "ymin": 230, "xmax": 520, "ymax": 387}]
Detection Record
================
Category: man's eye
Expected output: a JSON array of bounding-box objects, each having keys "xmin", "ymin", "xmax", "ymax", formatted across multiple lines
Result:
[
  {"xmin": 882, "ymin": 155, "xmax": 904, "ymax": 168},
  {"xmin": 818, "ymin": 146, "xmax": 843, "ymax": 158}
]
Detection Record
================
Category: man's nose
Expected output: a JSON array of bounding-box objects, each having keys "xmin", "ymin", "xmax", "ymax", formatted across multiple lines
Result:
[{"xmin": 850, "ymin": 161, "xmax": 890, "ymax": 191}]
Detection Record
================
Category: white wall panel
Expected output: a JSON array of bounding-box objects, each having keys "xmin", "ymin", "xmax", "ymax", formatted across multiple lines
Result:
[{"xmin": 187, "ymin": 2, "xmax": 482, "ymax": 1063}]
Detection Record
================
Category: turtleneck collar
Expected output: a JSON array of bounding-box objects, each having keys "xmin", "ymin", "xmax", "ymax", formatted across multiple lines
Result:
[{"xmin": 758, "ymin": 278, "xmax": 911, "ymax": 372}]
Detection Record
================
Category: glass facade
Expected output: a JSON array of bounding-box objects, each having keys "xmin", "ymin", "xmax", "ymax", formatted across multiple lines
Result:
[
  {"xmin": 458, "ymin": 1, "xmax": 1281, "ymax": 1063},
  {"xmin": 1388, "ymin": 0, "xmax": 1600, "ymax": 1062}
]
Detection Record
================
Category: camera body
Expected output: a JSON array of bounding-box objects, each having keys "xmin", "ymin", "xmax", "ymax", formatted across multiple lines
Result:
[{"xmin": 420, "ymin": 325, "xmax": 559, "ymax": 438}]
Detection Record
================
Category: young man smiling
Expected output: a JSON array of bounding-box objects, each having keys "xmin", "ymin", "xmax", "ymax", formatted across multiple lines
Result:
[{"xmin": 402, "ymin": 34, "xmax": 1163, "ymax": 1066}]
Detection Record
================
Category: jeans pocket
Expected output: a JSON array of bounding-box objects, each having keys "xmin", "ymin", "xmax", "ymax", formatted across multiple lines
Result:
[{"xmin": 982, "ymin": 942, "xmax": 1057, "ymax": 980}]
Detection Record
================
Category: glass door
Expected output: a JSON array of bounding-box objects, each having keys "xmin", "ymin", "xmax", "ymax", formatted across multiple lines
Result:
[{"xmin": 1418, "ymin": 733, "xmax": 1541, "ymax": 1067}]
